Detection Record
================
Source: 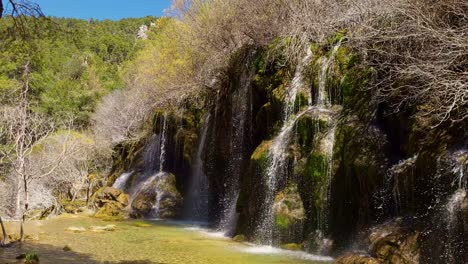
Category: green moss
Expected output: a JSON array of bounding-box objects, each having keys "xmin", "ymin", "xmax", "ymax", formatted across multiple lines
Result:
[
  {"xmin": 62, "ymin": 199, "xmax": 86, "ymax": 214},
  {"xmin": 294, "ymin": 114, "xmax": 329, "ymax": 154},
  {"xmin": 273, "ymin": 183, "xmax": 305, "ymax": 235},
  {"xmin": 251, "ymin": 141, "xmax": 272, "ymax": 162},
  {"xmin": 233, "ymin": 234, "xmax": 246, "ymax": 242},
  {"xmin": 293, "ymin": 91, "xmax": 309, "ymax": 114},
  {"xmin": 132, "ymin": 221, "xmax": 152, "ymax": 227},
  {"xmin": 275, "ymin": 214, "xmax": 290, "ymax": 229},
  {"xmin": 24, "ymin": 252, "xmax": 39, "ymax": 264},
  {"xmin": 303, "ymin": 35, "xmax": 373, "ymax": 111},
  {"xmin": 280, "ymin": 243, "xmax": 302, "ymax": 251},
  {"xmin": 94, "ymin": 202, "xmax": 126, "ymax": 221},
  {"xmin": 305, "ymin": 153, "xmax": 327, "ymax": 180}
]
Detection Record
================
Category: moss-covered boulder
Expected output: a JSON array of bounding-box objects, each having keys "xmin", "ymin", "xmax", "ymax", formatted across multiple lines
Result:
[
  {"xmin": 233, "ymin": 234, "xmax": 246, "ymax": 242},
  {"xmin": 92, "ymin": 187, "xmax": 129, "ymax": 221},
  {"xmin": 335, "ymin": 254, "xmax": 381, "ymax": 264},
  {"xmin": 131, "ymin": 172, "xmax": 182, "ymax": 219},
  {"xmin": 273, "ymin": 183, "xmax": 305, "ymax": 243},
  {"xmin": 280, "ymin": 243, "xmax": 302, "ymax": 251},
  {"xmin": 62, "ymin": 200, "xmax": 87, "ymax": 214}
]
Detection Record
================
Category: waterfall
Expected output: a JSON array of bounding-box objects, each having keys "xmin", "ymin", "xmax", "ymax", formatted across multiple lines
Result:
[
  {"xmin": 442, "ymin": 150, "xmax": 467, "ymax": 262},
  {"xmin": 285, "ymin": 48, "xmax": 313, "ymax": 120},
  {"xmin": 127, "ymin": 113, "xmax": 170, "ymax": 214},
  {"xmin": 317, "ymin": 126, "xmax": 336, "ymax": 233},
  {"xmin": 112, "ymin": 172, "xmax": 133, "ymax": 190},
  {"xmin": 317, "ymin": 41, "xmax": 342, "ymax": 107},
  {"xmin": 256, "ymin": 107, "xmax": 313, "ymax": 244},
  {"xmin": 255, "ymin": 42, "xmax": 342, "ymax": 246},
  {"xmin": 151, "ymin": 172, "xmax": 167, "ymax": 217},
  {"xmin": 218, "ymin": 51, "xmax": 255, "ymax": 236},
  {"xmin": 159, "ymin": 113, "xmax": 168, "ymax": 173},
  {"xmin": 185, "ymin": 114, "xmax": 211, "ymax": 221},
  {"xmin": 254, "ymin": 50, "xmax": 315, "ymax": 244}
]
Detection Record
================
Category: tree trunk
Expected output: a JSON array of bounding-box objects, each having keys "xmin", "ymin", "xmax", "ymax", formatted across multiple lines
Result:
[
  {"xmin": 0, "ymin": 216, "xmax": 7, "ymax": 247},
  {"xmin": 20, "ymin": 178, "xmax": 29, "ymax": 242},
  {"xmin": 86, "ymin": 179, "xmax": 92, "ymax": 206},
  {"xmin": 15, "ymin": 179, "xmax": 21, "ymax": 218}
]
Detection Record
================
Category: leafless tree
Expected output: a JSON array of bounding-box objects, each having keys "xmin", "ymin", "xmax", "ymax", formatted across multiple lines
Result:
[
  {"xmin": 0, "ymin": 0, "xmax": 44, "ymax": 36},
  {"xmin": 357, "ymin": 0, "xmax": 468, "ymax": 127},
  {"xmin": 93, "ymin": 89, "xmax": 153, "ymax": 146},
  {"xmin": 0, "ymin": 0, "xmax": 42, "ymax": 18},
  {"xmin": 0, "ymin": 62, "xmax": 73, "ymax": 241}
]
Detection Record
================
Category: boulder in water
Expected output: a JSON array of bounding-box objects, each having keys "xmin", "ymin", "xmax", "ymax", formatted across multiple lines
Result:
[
  {"xmin": 91, "ymin": 187, "xmax": 129, "ymax": 221},
  {"xmin": 334, "ymin": 254, "xmax": 381, "ymax": 264},
  {"xmin": 368, "ymin": 220, "xmax": 419, "ymax": 264},
  {"xmin": 335, "ymin": 220, "xmax": 419, "ymax": 264},
  {"xmin": 131, "ymin": 172, "xmax": 182, "ymax": 219}
]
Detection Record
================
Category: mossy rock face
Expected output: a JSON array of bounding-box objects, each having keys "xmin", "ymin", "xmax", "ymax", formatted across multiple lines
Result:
[
  {"xmin": 131, "ymin": 172, "xmax": 182, "ymax": 219},
  {"xmin": 255, "ymin": 102, "xmax": 281, "ymax": 138},
  {"xmin": 329, "ymin": 121, "xmax": 389, "ymax": 249},
  {"xmin": 251, "ymin": 141, "xmax": 272, "ymax": 165},
  {"xmin": 293, "ymin": 112, "xmax": 330, "ymax": 156},
  {"xmin": 109, "ymin": 139, "xmax": 145, "ymax": 186}
]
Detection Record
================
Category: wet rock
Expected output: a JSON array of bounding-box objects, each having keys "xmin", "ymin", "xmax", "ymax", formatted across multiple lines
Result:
[
  {"xmin": 91, "ymin": 225, "xmax": 116, "ymax": 232},
  {"xmin": 131, "ymin": 172, "xmax": 182, "ymax": 219},
  {"xmin": 368, "ymin": 221, "xmax": 419, "ymax": 264},
  {"xmin": 93, "ymin": 187, "xmax": 124, "ymax": 204},
  {"xmin": 65, "ymin": 226, "xmax": 86, "ymax": 233},
  {"xmin": 233, "ymin": 234, "xmax": 246, "ymax": 242},
  {"xmin": 63, "ymin": 245, "xmax": 72, "ymax": 252},
  {"xmin": 280, "ymin": 243, "xmax": 302, "ymax": 251},
  {"xmin": 335, "ymin": 254, "xmax": 381, "ymax": 264}
]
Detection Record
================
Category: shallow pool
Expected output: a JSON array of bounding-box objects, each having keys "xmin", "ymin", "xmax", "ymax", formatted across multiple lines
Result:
[{"xmin": 0, "ymin": 215, "xmax": 333, "ymax": 264}]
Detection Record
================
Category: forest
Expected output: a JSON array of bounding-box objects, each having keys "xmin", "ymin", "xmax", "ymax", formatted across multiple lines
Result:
[{"xmin": 0, "ymin": 0, "xmax": 467, "ymax": 264}]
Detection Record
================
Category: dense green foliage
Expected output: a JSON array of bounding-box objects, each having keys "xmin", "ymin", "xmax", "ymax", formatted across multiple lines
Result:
[{"xmin": 0, "ymin": 16, "xmax": 155, "ymax": 127}]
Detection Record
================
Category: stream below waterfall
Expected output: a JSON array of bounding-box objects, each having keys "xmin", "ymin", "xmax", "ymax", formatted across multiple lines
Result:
[{"xmin": 0, "ymin": 215, "xmax": 333, "ymax": 264}]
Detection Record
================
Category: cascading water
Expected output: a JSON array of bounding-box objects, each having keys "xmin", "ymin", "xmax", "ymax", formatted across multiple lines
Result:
[
  {"xmin": 218, "ymin": 52, "xmax": 255, "ymax": 236},
  {"xmin": 151, "ymin": 172, "xmax": 168, "ymax": 217},
  {"xmin": 112, "ymin": 171, "xmax": 133, "ymax": 191},
  {"xmin": 312, "ymin": 42, "xmax": 341, "ymax": 248},
  {"xmin": 317, "ymin": 126, "xmax": 336, "ymax": 233},
  {"xmin": 285, "ymin": 48, "xmax": 313, "ymax": 120},
  {"xmin": 255, "ymin": 49, "xmax": 315, "ymax": 244},
  {"xmin": 184, "ymin": 114, "xmax": 211, "ymax": 221},
  {"xmin": 159, "ymin": 113, "xmax": 168, "ymax": 173},
  {"xmin": 256, "ymin": 42, "xmax": 341, "ymax": 246},
  {"xmin": 442, "ymin": 150, "xmax": 467, "ymax": 262},
  {"xmin": 316, "ymin": 41, "xmax": 341, "ymax": 107},
  {"xmin": 127, "ymin": 113, "xmax": 171, "ymax": 218},
  {"xmin": 256, "ymin": 107, "xmax": 313, "ymax": 244}
]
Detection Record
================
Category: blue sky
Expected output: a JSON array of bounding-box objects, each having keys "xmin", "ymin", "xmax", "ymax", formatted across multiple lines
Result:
[{"xmin": 35, "ymin": 0, "xmax": 172, "ymax": 20}]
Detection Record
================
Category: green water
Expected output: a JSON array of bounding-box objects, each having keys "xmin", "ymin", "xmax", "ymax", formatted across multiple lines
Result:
[{"xmin": 0, "ymin": 215, "xmax": 333, "ymax": 264}]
